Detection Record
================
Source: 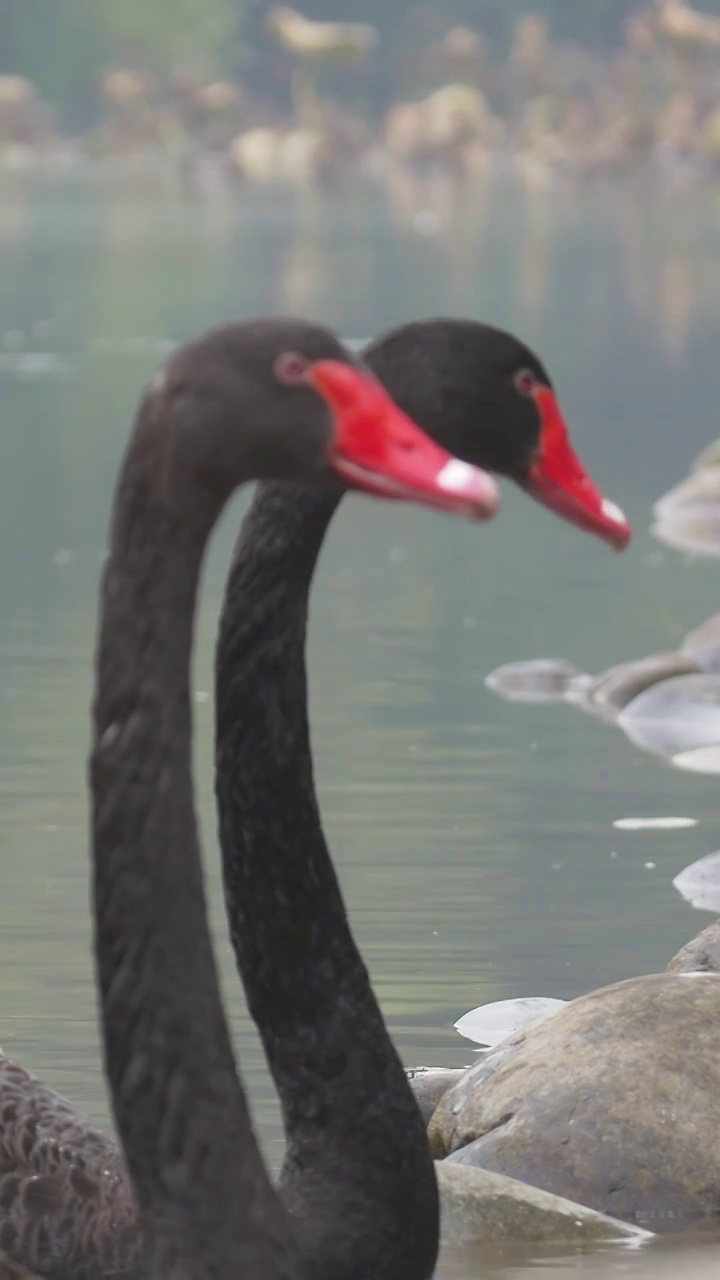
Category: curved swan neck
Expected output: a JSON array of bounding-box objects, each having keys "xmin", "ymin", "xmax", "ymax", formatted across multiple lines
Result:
[
  {"xmin": 215, "ymin": 480, "xmax": 439, "ymax": 1280},
  {"xmin": 216, "ymin": 482, "xmax": 348, "ymax": 1034},
  {"xmin": 90, "ymin": 445, "xmax": 299, "ymax": 1280}
]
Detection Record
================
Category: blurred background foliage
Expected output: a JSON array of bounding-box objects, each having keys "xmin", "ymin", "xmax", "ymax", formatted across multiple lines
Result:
[
  {"xmin": 0, "ymin": 0, "xmax": 240, "ymax": 119},
  {"xmin": 7, "ymin": 0, "xmax": 720, "ymax": 118}
]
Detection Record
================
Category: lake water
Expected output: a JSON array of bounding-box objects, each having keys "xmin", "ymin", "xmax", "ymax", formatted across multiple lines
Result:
[{"xmin": 2, "ymin": 172, "xmax": 720, "ymax": 1277}]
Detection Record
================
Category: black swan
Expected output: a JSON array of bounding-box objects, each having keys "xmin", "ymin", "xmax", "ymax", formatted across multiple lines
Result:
[
  {"xmin": 213, "ymin": 318, "xmax": 630, "ymax": 1280},
  {"xmin": 0, "ymin": 319, "xmax": 494, "ymax": 1280},
  {"xmin": 0, "ymin": 317, "xmax": 630, "ymax": 1279}
]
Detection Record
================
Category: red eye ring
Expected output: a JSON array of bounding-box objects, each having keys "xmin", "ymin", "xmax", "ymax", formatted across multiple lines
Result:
[
  {"xmin": 514, "ymin": 368, "xmax": 537, "ymax": 397},
  {"xmin": 274, "ymin": 351, "xmax": 311, "ymax": 384}
]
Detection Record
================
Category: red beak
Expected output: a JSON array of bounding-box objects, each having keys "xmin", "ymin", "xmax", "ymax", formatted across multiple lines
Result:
[
  {"xmin": 307, "ymin": 360, "xmax": 500, "ymax": 521},
  {"xmin": 521, "ymin": 386, "xmax": 631, "ymax": 551}
]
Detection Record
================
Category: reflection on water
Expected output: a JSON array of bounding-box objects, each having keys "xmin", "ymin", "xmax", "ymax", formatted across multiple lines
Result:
[
  {"xmin": 4, "ymin": 180, "xmax": 720, "ymax": 1278},
  {"xmin": 441, "ymin": 1233, "xmax": 720, "ymax": 1279}
]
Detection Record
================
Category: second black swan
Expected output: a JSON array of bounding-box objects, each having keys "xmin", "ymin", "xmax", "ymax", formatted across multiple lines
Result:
[{"xmin": 213, "ymin": 318, "xmax": 630, "ymax": 1280}]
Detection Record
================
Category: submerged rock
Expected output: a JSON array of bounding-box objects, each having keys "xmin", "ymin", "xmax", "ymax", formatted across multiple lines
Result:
[
  {"xmin": 574, "ymin": 652, "xmax": 700, "ymax": 720},
  {"xmin": 681, "ymin": 610, "xmax": 720, "ymax": 673},
  {"xmin": 617, "ymin": 673, "xmax": 720, "ymax": 759},
  {"xmin": 454, "ymin": 996, "xmax": 567, "ymax": 1047},
  {"xmin": 672, "ymin": 745, "xmax": 720, "ymax": 774},
  {"xmin": 406, "ymin": 1067, "xmax": 465, "ymax": 1128},
  {"xmin": 613, "ymin": 816, "xmax": 697, "ymax": 831},
  {"xmin": 692, "ymin": 439, "xmax": 720, "ymax": 472},
  {"xmin": 654, "ymin": 468, "xmax": 720, "ymax": 520},
  {"xmin": 436, "ymin": 1162, "xmax": 652, "ymax": 1246},
  {"xmin": 429, "ymin": 974, "xmax": 720, "ymax": 1227},
  {"xmin": 653, "ymin": 504, "xmax": 720, "ymax": 558},
  {"xmin": 484, "ymin": 659, "xmax": 585, "ymax": 704},
  {"xmin": 673, "ymin": 850, "xmax": 720, "ymax": 913}
]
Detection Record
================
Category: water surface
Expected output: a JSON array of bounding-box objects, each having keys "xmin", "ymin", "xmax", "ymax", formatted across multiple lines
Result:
[{"xmin": 2, "ymin": 176, "xmax": 720, "ymax": 1278}]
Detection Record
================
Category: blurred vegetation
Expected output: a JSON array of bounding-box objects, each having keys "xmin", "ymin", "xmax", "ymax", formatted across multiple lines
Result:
[
  {"xmin": 6, "ymin": 0, "xmax": 720, "ymax": 116},
  {"xmin": 8, "ymin": 0, "xmax": 720, "ymax": 183},
  {"xmin": 0, "ymin": 0, "xmax": 240, "ymax": 114}
]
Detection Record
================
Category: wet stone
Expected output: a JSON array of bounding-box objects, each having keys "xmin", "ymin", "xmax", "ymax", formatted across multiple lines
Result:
[
  {"xmin": 672, "ymin": 745, "xmax": 720, "ymax": 775},
  {"xmin": 436, "ymin": 1162, "xmax": 652, "ymax": 1247},
  {"xmin": 429, "ymin": 974, "xmax": 720, "ymax": 1227},
  {"xmin": 617, "ymin": 673, "xmax": 720, "ymax": 759},
  {"xmin": 692, "ymin": 439, "xmax": 720, "ymax": 472},
  {"xmin": 575, "ymin": 652, "xmax": 700, "ymax": 721},
  {"xmin": 454, "ymin": 997, "xmax": 567, "ymax": 1048},
  {"xmin": 668, "ymin": 920, "xmax": 720, "ymax": 975},
  {"xmin": 653, "ymin": 468, "xmax": 720, "ymax": 520},
  {"xmin": 484, "ymin": 659, "xmax": 584, "ymax": 704},
  {"xmin": 681, "ymin": 610, "xmax": 720, "ymax": 674},
  {"xmin": 672, "ymin": 851, "xmax": 720, "ymax": 914},
  {"xmin": 652, "ymin": 504, "xmax": 720, "ymax": 558},
  {"xmin": 406, "ymin": 1067, "xmax": 466, "ymax": 1129}
]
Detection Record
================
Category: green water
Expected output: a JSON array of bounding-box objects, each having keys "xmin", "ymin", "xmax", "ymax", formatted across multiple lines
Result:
[{"xmin": 3, "ymin": 174, "xmax": 720, "ymax": 1277}]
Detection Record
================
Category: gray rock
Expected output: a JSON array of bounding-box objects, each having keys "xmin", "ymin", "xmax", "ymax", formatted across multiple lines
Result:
[
  {"xmin": 671, "ymin": 745, "xmax": 720, "ymax": 775},
  {"xmin": 673, "ymin": 851, "xmax": 720, "ymax": 912},
  {"xmin": 681, "ymin": 611, "xmax": 720, "ymax": 673},
  {"xmin": 654, "ymin": 468, "xmax": 720, "ymax": 520},
  {"xmin": 653, "ymin": 504, "xmax": 720, "ymax": 558},
  {"xmin": 692, "ymin": 440, "xmax": 720, "ymax": 473},
  {"xmin": 429, "ymin": 973, "xmax": 720, "ymax": 1226},
  {"xmin": 436, "ymin": 1162, "xmax": 652, "ymax": 1246},
  {"xmin": 668, "ymin": 920, "xmax": 720, "ymax": 974},
  {"xmin": 406, "ymin": 1067, "xmax": 466, "ymax": 1128},
  {"xmin": 617, "ymin": 673, "xmax": 720, "ymax": 759},
  {"xmin": 484, "ymin": 659, "xmax": 584, "ymax": 704},
  {"xmin": 454, "ymin": 996, "xmax": 567, "ymax": 1047},
  {"xmin": 573, "ymin": 652, "xmax": 700, "ymax": 721}
]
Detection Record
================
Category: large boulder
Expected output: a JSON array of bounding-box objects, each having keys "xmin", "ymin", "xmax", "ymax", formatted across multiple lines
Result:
[
  {"xmin": 668, "ymin": 920, "xmax": 720, "ymax": 973},
  {"xmin": 429, "ymin": 974, "xmax": 720, "ymax": 1226}
]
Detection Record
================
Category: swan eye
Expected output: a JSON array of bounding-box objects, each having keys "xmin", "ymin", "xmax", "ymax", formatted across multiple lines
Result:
[
  {"xmin": 275, "ymin": 352, "xmax": 311, "ymax": 384},
  {"xmin": 514, "ymin": 368, "xmax": 537, "ymax": 397}
]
